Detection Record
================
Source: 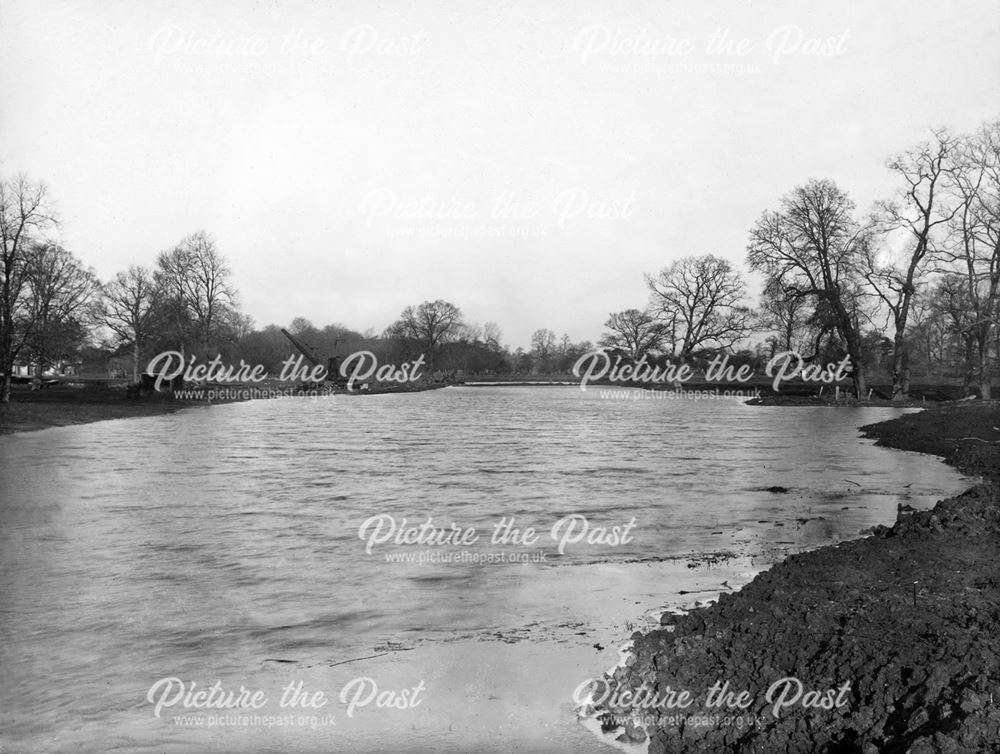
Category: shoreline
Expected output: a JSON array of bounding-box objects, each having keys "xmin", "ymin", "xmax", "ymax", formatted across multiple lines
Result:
[
  {"xmin": 0, "ymin": 380, "xmax": 971, "ymax": 436},
  {"xmin": 590, "ymin": 403, "xmax": 1000, "ymax": 752},
  {"xmin": 0, "ymin": 392, "xmax": 196, "ymax": 435},
  {"xmin": 0, "ymin": 380, "xmax": 452, "ymax": 435}
]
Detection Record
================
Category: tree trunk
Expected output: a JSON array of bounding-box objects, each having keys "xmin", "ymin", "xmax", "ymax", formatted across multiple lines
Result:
[
  {"xmin": 0, "ymin": 328, "xmax": 11, "ymax": 403},
  {"xmin": 853, "ymin": 363, "xmax": 866, "ymax": 400},
  {"xmin": 888, "ymin": 291, "xmax": 917, "ymax": 401},
  {"xmin": 978, "ymin": 338, "xmax": 991, "ymax": 400},
  {"xmin": 133, "ymin": 340, "xmax": 141, "ymax": 383},
  {"xmin": 1, "ymin": 278, "xmax": 10, "ymax": 403},
  {"xmin": 839, "ymin": 308, "xmax": 866, "ymax": 400},
  {"xmin": 963, "ymin": 336, "xmax": 975, "ymax": 396},
  {"xmin": 890, "ymin": 329, "xmax": 907, "ymax": 401}
]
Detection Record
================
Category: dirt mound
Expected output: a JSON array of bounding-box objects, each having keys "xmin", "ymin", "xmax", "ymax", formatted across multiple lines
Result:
[{"xmin": 594, "ymin": 484, "xmax": 1000, "ymax": 753}]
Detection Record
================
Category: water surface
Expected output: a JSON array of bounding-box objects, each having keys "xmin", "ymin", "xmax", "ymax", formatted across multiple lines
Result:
[{"xmin": 0, "ymin": 387, "xmax": 971, "ymax": 751}]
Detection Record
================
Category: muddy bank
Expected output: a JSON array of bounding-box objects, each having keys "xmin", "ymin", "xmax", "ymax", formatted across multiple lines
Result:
[
  {"xmin": 593, "ymin": 404, "xmax": 1000, "ymax": 753},
  {"xmin": 861, "ymin": 402, "xmax": 1000, "ymax": 479}
]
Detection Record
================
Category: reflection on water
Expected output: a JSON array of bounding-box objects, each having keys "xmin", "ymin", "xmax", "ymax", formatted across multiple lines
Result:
[{"xmin": 0, "ymin": 387, "xmax": 971, "ymax": 751}]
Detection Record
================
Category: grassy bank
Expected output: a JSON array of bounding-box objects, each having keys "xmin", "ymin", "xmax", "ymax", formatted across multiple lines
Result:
[
  {"xmin": 592, "ymin": 403, "xmax": 1000, "ymax": 753},
  {"xmin": 0, "ymin": 379, "xmax": 453, "ymax": 435},
  {"xmin": 0, "ymin": 384, "xmax": 202, "ymax": 435}
]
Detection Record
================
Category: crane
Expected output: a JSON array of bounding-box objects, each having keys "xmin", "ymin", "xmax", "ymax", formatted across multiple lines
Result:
[{"xmin": 280, "ymin": 328, "xmax": 342, "ymax": 383}]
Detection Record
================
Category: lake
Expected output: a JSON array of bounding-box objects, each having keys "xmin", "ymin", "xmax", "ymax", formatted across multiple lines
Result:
[{"xmin": 0, "ymin": 386, "xmax": 972, "ymax": 752}]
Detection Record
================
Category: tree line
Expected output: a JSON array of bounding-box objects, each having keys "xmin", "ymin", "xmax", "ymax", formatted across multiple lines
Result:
[
  {"xmin": 0, "ymin": 178, "xmax": 250, "ymax": 402},
  {"xmin": 0, "ymin": 177, "xmax": 594, "ymax": 401},
  {"xmin": 1, "ymin": 117, "xmax": 997, "ymax": 402},
  {"xmin": 601, "ymin": 119, "xmax": 1000, "ymax": 399}
]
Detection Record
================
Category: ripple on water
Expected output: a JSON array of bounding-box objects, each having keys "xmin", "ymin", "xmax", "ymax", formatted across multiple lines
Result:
[{"xmin": 0, "ymin": 389, "xmax": 973, "ymax": 750}]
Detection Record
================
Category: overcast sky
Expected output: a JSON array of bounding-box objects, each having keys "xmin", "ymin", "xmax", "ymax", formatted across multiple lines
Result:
[{"xmin": 1, "ymin": 0, "xmax": 998, "ymax": 349}]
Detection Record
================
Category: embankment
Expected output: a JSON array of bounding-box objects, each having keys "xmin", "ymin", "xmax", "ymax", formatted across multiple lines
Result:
[
  {"xmin": 591, "ymin": 404, "xmax": 1000, "ymax": 753},
  {"xmin": 0, "ymin": 384, "xmax": 190, "ymax": 434}
]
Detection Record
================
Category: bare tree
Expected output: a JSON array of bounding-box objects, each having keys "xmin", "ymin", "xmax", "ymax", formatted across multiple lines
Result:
[
  {"xmin": 0, "ymin": 175, "xmax": 56, "ymax": 402},
  {"xmin": 865, "ymin": 128, "xmax": 958, "ymax": 398},
  {"xmin": 756, "ymin": 275, "xmax": 812, "ymax": 354},
  {"xmin": 530, "ymin": 328, "xmax": 557, "ymax": 372},
  {"xmin": 599, "ymin": 308, "xmax": 667, "ymax": 359},
  {"xmin": 396, "ymin": 299, "xmax": 464, "ymax": 368},
  {"xmin": 21, "ymin": 243, "xmax": 99, "ymax": 379},
  {"xmin": 289, "ymin": 316, "xmax": 315, "ymax": 336},
  {"xmin": 747, "ymin": 179, "xmax": 871, "ymax": 396},
  {"xmin": 928, "ymin": 274, "xmax": 977, "ymax": 386},
  {"xmin": 458, "ymin": 322, "xmax": 483, "ymax": 343},
  {"xmin": 100, "ymin": 265, "xmax": 162, "ymax": 382},
  {"xmin": 483, "ymin": 322, "xmax": 503, "ymax": 352},
  {"xmin": 156, "ymin": 231, "xmax": 236, "ymax": 358},
  {"xmin": 227, "ymin": 311, "xmax": 256, "ymax": 342},
  {"xmin": 645, "ymin": 254, "xmax": 752, "ymax": 359},
  {"xmin": 941, "ymin": 121, "xmax": 1000, "ymax": 398}
]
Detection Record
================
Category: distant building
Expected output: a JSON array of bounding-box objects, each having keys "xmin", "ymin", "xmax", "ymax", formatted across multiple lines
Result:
[{"xmin": 11, "ymin": 359, "xmax": 82, "ymax": 377}]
